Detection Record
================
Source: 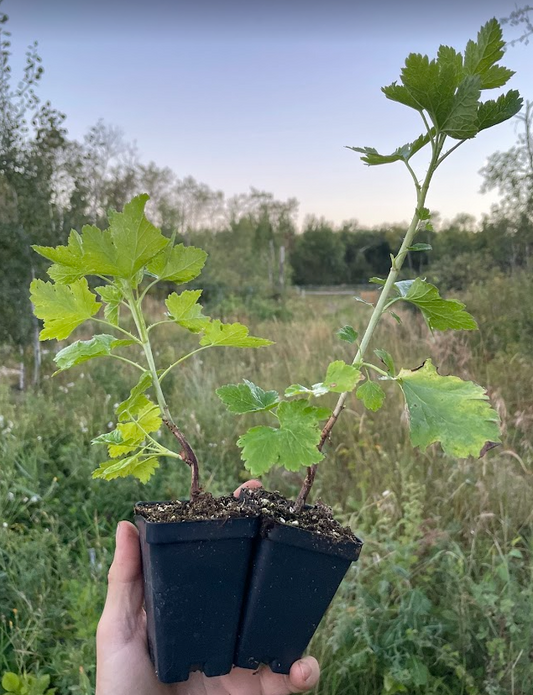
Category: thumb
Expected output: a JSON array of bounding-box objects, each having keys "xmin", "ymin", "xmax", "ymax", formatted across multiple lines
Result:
[{"xmin": 97, "ymin": 521, "xmax": 145, "ymax": 645}]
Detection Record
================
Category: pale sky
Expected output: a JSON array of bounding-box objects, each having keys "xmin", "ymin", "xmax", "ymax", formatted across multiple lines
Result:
[{"xmin": 5, "ymin": 0, "xmax": 532, "ymax": 227}]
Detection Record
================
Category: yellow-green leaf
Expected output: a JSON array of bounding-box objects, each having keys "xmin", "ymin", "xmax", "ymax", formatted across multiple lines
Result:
[
  {"xmin": 54, "ymin": 334, "xmax": 116, "ymax": 372},
  {"xmin": 30, "ymin": 278, "xmax": 101, "ymax": 341},
  {"xmin": 200, "ymin": 320, "xmax": 273, "ymax": 348},
  {"xmin": 237, "ymin": 400, "xmax": 325, "ymax": 476},
  {"xmin": 165, "ymin": 290, "xmax": 210, "ymax": 333},
  {"xmin": 324, "ymin": 360, "xmax": 362, "ymax": 393},
  {"xmin": 147, "ymin": 243, "xmax": 207, "ymax": 283},
  {"xmin": 92, "ymin": 454, "xmax": 160, "ymax": 483},
  {"xmin": 396, "ymin": 359, "xmax": 501, "ymax": 457}
]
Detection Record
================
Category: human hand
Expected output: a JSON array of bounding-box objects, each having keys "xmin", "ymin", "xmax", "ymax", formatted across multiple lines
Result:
[{"xmin": 95, "ymin": 481, "xmax": 320, "ymax": 695}]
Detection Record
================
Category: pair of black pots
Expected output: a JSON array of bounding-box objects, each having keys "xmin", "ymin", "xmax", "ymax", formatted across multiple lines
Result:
[{"xmin": 135, "ymin": 500, "xmax": 363, "ymax": 684}]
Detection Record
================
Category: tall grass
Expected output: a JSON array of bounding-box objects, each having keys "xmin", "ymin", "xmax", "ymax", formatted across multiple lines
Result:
[{"xmin": 0, "ymin": 274, "xmax": 532, "ymax": 694}]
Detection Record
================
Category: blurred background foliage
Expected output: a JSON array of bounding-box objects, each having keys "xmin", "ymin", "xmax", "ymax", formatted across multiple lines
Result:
[{"xmin": 0, "ymin": 5, "xmax": 532, "ymax": 695}]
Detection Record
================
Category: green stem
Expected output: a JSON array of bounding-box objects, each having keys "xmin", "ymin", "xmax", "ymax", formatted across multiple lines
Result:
[
  {"xmin": 159, "ymin": 346, "xmax": 210, "ymax": 383},
  {"xmin": 362, "ymin": 362, "xmax": 389, "ymax": 378},
  {"xmin": 92, "ymin": 319, "xmax": 141, "ymax": 344},
  {"xmin": 139, "ymin": 279, "xmax": 160, "ymax": 303},
  {"xmin": 126, "ymin": 288, "xmax": 201, "ymax": 497},
  {"xmin": 147, "ymin": 319, "xmax": 175, "ymax": 333},
  {"xmin": 108, "ymin": 354, "xmax": 146, "ymax": 372},
  {"xmin": 294, "ymin": 134, "xmax": 445, "ymax": 512}
]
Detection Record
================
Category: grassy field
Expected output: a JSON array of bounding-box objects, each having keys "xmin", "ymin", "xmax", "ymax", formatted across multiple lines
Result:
[{"xmin": 1, "ymin": 274, "xmax": 532, "ymax": 694}]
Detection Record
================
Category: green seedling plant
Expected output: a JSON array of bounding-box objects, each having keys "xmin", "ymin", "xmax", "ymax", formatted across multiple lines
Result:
[
  {"xmin": 30, "ymin": 195, "xmax": 272, "ymax": 497},
  {"xmin": 216, "ymin": 18, "xmax": 522, "ymax": 511},
  {"xmin": 30, "ymin": 18, "xmax": 520, "ymax": 516}
]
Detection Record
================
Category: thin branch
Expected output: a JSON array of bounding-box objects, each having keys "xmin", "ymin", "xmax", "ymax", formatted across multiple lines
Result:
[
  {"xmin": 404, "ymin": 160, "xmax": 421, "ymax": 193},
  {"xmin": 140, "ymin": 279, "xmax": 160, "ymax": 303},
  {"xmin": 159, "ymin": 346, "xmax": 210, "ymax": 382},
  {"xmin": 362, "ymin": 362, "xmax": 389, "ymax": 378},
  {"xmin": 147, "ymin": 319, "xmax": 174, "ymax": 333},
  {"xmin": 437, "ymin": 139, "xmax": 466, "ymax": 167},
  {"xmin": 92, "ymin": 318, "xmax": 141, "ymax": 343},
  {"xmin": 108, "ymin": 354, "xmax": 146, "ymax": 372}
]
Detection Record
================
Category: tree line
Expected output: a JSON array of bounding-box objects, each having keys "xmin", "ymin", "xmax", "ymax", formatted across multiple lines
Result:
[{"xmin": 1, "ymin": 3, "xmax": 532, "ymax": 377}]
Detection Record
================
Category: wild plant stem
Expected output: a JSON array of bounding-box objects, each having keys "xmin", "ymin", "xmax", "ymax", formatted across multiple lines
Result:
[
  {"xmin": 127, "ymin": 289, "xmax": 201, "ymax": 498},
  {"xmin": 294, "ymin": 138, "xmax": 444, "ymax": 512}
]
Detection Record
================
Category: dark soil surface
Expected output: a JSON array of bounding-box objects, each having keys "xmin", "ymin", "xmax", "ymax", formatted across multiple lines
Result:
[
  {"xmin": 245, "ymin": 489, "xmax": 358, "ymax": 544},
  {"xmin": 135, "ymin": 489, "xmax": 358, "ymax": 545},
  {"xmin": 134, "ymin": 493, "xmax": 257, "ymax": 523}
]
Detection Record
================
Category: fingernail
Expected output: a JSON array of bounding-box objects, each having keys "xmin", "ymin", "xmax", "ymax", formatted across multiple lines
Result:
[{"xmin": 299, "ymin": 660, "xmax": 312, "ymax": 682}]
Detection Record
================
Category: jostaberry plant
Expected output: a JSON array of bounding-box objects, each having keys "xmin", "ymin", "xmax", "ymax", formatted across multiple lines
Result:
[
  {"xmin": 30, "ymin": 19, "xmax": 520, "ymax": 512},
  {"xmin": 30, "ymin": 195, "xmax": 272, "ymax": 497},
  {"xmin": 217, "ymin": 18, "xmax": 522, "ymax": 511}
]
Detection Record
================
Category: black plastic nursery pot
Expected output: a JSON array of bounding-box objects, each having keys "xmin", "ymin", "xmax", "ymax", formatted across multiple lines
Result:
[
  {"xmin": 234, "ymin": 519, "xmax": 363, "ymax": 674},
  {"xmin": 135, "ymin": 505, "xmax": 259, "ymax": 684}
]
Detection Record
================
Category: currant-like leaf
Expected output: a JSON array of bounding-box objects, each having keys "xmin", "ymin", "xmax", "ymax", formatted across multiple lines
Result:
[
  {"xmin": 236, "ymin": 400, "xmax": 327, "ymax": 476},
  {"xmin": 337, "ymin": 325, "xmax": 359, "ymax": 344},
  {"xmin": 216, "ymin": 380, "xmax": 280, "ymax": 414},
  {"xmin": 347, "ymin": 132, "xmax": 430, "ymax": 166},
  {"xmin": 30, "ymin": 278, "xmax": 101, "ymax": 341},
  {"xmin": 324, "ymin": 360, "xmax": 361, "ymax": 393},
  {"xmin": 356, "ymin": 379, "xmax": 386, "ymax": 411},
  {"xmin": 54, "ymin": 334, "xmax": 117, "ymax": 372},
  {"xmin": 92, "ymin": 454, "xmax": 160, "ymax": 483},
  {"xmin": 147, "ymin": 243, "xmax": 207, "ymax": 283},
  {"xmin": 398, "ymin": 278, "xmax": 478, "ymax": 331},
  {"xmin": 34, "ymin": 195, "xmax": 169, "ymax": 283},
  {"xmin": 396, "ymin": 359, "xmax": 501, "ymax": 457},
  {"xmin": 442, "ymin": 75, "xmax": 481, "ymax": 139},
  {"xmin": 33, "ymin": 229, "xmax": 87, "ymax": 284},
  {"xmin": 200, "ymin": 320, "xmax": 273, "ymax": 348},
  {"xmin": 95, "ymin": 284, "xmax": 123, "ymax": 326},
  {"xmin": 106, "ymin": 401, "xmax": 162, "ymax": 457},
  {"xmin": 165, "ymin": 290, "xmax": 210, "ymax": 333},
  {"xmin": 374, "ymin": 348, "xmax": 395, "ymax": 375},
  {"xmin": 115, "ymin": 372, "xmax": 153, "ymax": 421},
  {"xmin": 477, "ymin": 90, "xmax": 523, "ymax": 131},
  {"xmin": 105, "ymin": 194, "xmax": 169, "ymax": 279},
  {"xmin": 464, "ymin": 18, "xmax": 514, "ymax": 89}
]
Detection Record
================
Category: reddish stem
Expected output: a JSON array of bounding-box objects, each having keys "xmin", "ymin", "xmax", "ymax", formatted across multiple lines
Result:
[{"xmin": 163, "ymin": 418, "xmax": 201, "ymax": 498}]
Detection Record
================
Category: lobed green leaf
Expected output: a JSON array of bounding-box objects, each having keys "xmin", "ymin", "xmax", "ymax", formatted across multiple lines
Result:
[
  {"xmin": 337, "ymin": 325, "xmax": 358, "ymax": 344},
  {"xmin": 347, "ymin": 132, "xmax": 430, "ymax": 166},
  {"xmin": 92, "ymin": 453, "xmax": 160, "ymax": 484},
  {"xmin": 30, "ymin": 278, "xmax": 101, "ymax": 341},
  {"xmin": 115, "ymin": 372, "xmax": 153, "ymax": 421},
  {"xmin": 356, "ymin": 380, "xmax": 386, "ymax": 411},
  {"xmin": 324, "ymin": 360, "xmax": 362, "ymax": 393},
  {"xmin": 216, "ymin": 380, "xmax": 280, "ymax": 414},
  {"xmin": 464, "ymin": 18, "xmax": 514, "ymax": 89},
  {"xmin": 95, "ymin": 284, "xmax": 123, "ymax": 326},
  {"xmin": 477, "ymin": 90, "xmax": 523, "ymax": 131},
  {"xmin": 147, "ymin": 243, "xmax": 207, "ymax": 283},
  {"xmin": 54, "ymin": 334, "xmax": 117, "ymax": 372},
  {"xmin": 33, "ymin": 195, "xmax": 169, "ymax": 284},
  {"xmin": 396, "ymin": 359, "xmax": 501, "ymax": 457},
  {"xmin": 237, "ymin": 400, "xmax": 328, "ymax": 476},
  {"xmin": 165, "ymin": 290, "xmax": 210, "ymax": 333},
  {"xmin": 398, "ymin": 278, "xmax": 478, "ymax": 331},
  {"xmin": 441, "ymin": 75, "xmax": 481, "ymax": 139},
  {"xmin": 200, "ymin": 320, "xmax": 273, "ymax": 348}
]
